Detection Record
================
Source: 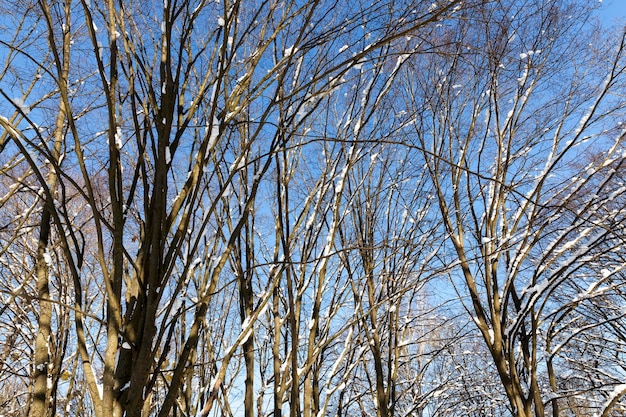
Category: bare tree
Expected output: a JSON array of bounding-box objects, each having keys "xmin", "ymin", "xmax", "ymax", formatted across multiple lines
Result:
[
  {"xmin": 400, "ymin": 1, "xmax": 626, "ymax": 416},
  {"xmin": 2, "ymin": 1, "xmax": 625, "ymax": 416},
  {"xmin": 0, "ymin": 0, "xmax": 467, "ymax": 416}
]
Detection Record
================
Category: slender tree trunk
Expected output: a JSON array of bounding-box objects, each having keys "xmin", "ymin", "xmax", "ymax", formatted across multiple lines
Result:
[
  {"xmin": 29, "ymin": 108, "xmax": 66, "ymax": 417},
  {"xmin": 272, "ymin": 285, "xmax": 283, "ymax": 417},
  {"xmin": 239, "ymin": 246, "xmax": 255, "ymax": 417},
  {"xmin": 28, "ymin": 5, "xmax": 69, "ymax": 410},
  {"xmin": 30, "ymin": 210, "xmax": 54, "ymax": 417}
]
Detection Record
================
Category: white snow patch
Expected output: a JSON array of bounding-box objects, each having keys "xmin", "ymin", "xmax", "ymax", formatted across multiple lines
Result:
[
  {"xmin": 165, "ymin": 146, "xmax": 171, "ymax": 164},
  {"xmin": 353, "ymin": 120, "xmax": 362, "ymax": 136},
  {"xmin": 190, "ymin": 258, "xmax": 202, "ymax": 271},
  {"xmin": 284, "ymin": 45, "xmax": 297, "ymax": 57},
  {"xmin": 241, "ymin": 316, "xmax": 252, "ymax": 331},
  {"xmin": 11, "ymin": 97, "xmax": 30, "ymax": 115},
  {"xmin": 43, "ymin": 249, "xmax": 53, "ymax": 267},
  {"xmin": 206, "ymin": 116, "xmax": 220, "ymax": 149},
  {"xmin": 115, "ymin": 126, "xmax": 123, "ymax": 148}
]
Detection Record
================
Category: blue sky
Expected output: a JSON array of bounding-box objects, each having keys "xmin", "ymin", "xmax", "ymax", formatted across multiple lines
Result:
[{"xmin": 598, "ymin": 0, "xmax": 626, "ymax": 24}]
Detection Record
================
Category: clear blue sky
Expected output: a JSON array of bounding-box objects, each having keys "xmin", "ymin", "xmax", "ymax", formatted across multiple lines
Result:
[{"xmin": 597, "ymin": 0, "xmax": 626, "ymax": 25}]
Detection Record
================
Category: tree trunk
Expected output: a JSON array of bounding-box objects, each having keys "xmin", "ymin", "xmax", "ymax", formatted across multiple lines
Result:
[{"xmin": 28, "ymin": 8, "xmax": 69, "ymax": 410}]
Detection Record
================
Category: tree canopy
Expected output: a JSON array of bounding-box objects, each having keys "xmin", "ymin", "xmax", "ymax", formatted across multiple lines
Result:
[{"xmin": 0, "ymin": 1, "xmax": 625, "ymax": 416}]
